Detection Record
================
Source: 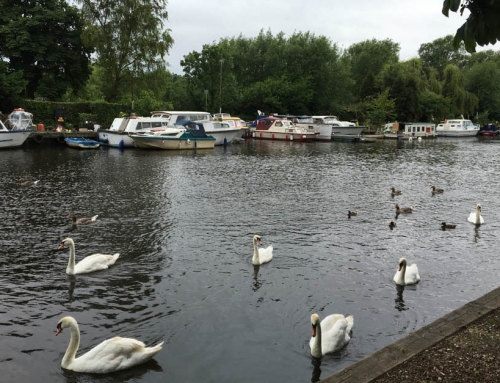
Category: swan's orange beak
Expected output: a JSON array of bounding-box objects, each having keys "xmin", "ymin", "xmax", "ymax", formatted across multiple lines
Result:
[
  {"xmin": 55, "ymin": 328, "xmax": 62, "ymax": 336},
  {"xmin": 257, "ymin": 239, "xmax": 262, "ymax": 245},
  {"xmin": 311, "ymin": 324, "xmax": 317, "ymax": 338},
  {"xmin": 58, "ymin": 243, "xmax": 65, "ymax": 250}
]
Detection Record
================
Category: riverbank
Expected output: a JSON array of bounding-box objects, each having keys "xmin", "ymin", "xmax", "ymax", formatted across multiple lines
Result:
[{"xmin": 321, "ymin": 286, "xmax": 500, "ymax": 382}]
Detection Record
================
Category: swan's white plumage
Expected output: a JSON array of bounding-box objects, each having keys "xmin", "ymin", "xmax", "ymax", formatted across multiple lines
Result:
[
  {"xmin": 252, "ymin": 235, "xmax": 273, "ymax": 265},
  {"xmin": 59, "ymin": 238, "xmax": 119, "ymax": 275},
  {"xmin": 309, "ymin": 313, "xmax": 354, "ymax": 358},
  {"xmin": 56, "ymin": 316, "xmax": 163, "ymax": 373},
  {"xmin": 467, "ymin": 203, "xmax": 484, "ymax": 225},
  {"xmin": 393, "ymin": 257, "xmax": 420, "ymax": 286}
]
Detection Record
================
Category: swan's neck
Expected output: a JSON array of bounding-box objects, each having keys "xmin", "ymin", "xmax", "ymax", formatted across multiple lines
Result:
[
  {"xmin": 311, "ymin": 322, "xmax": 322, "ymax": 358},
  {"xmin": 62, "ymin": 322, "xmax": 80, "ymax": 368},
  {"xmin": 66, "ymin": 242, "xmax": 76, "ymax": 275},
  {"xmin": 476, "ymin": 209, "xmax": 481, "ymax": 224},
  {"xmin": 252, "ymin": 240, "xmax": 260, "ymax": 264},
  {"xmin": 396, "ymin": 264, "xmax": 406, "ymax": 285}
]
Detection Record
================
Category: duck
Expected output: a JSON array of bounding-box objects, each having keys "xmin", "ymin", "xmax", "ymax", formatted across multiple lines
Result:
[
  {"xmin": 393, "ymin": 257, "xmax": 420, "ymax": 286},
  {"xmin": 55, "ymin": 316, "xmax": 163, "ymax": 373},
  {"xmin": 431, "ymin": 185, "xmax": 444, "ymax": 194},
  {"xmin": 441, "ymin": 222, "xmax": 457, "ymax": 229},
  {"xmin": 309, "ymin": 312, "xmax": 354, "ymax": 358},
  {"xmin": 347, "ymin": 210, "xmax": 358, "ymax": 218},
  {"xmin": 252, "ymin": 235, "xmax": 273, "ymax": 265},
  {"xmin": 390, "ymin": 187, "xmax": 402, "ymax": 196},
  {"xmin": 467, "ymin": 203, "xmax": 484, "ymax": 225},
  {"xmin": 58, "ymin": 238, "xmax": 120, "ymax": 275},
  {"xmin": 20, "ymin": 179, "xmax": 40, "ymax": 186},
  {"xmin": 389, "ymin": 221, "xmax": 397, "ymax": 229},
  {"xmin": 395, "ymin": 204, "xmax": 413, "ymax": 214},
  {"xmin": 67, "ymin": 213, "xmax": 99, "ymax": 225}
]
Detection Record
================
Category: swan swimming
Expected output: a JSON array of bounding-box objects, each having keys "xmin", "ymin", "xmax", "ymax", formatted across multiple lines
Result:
[
  {"xmin": 59, "ymin": 238, "xmax": 119, "ymax": 275},
  {"xmin": 467, "ymin": 203, "xmax": 484, "ymax": 225},
  {"xmin": 309, "ymin": 312, "xmax": 354, "ymax": 358},
  {"xmin": 393, "ymin": 257, "xmax": 420, "ymax": 286},
  {"xmin": 252, "ymin": 235, "xmax": 273, "ymax": 265},
  {"xmin": 55, "ymin": 316, "xmax": 163, "ymax": 373}
]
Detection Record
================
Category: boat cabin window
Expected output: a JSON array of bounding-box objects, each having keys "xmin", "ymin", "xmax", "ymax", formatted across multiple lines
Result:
[{"xmin": 275, "ymin": 121, "xmax": 283, "ymax": 127}]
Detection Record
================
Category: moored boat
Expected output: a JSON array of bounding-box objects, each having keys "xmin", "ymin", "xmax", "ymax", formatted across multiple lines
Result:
[
  {"xmin": 130, "ymin": 120, "xmax": 216, "ymax": 150},
  {"xmin": 213, "ymin": 113, "xmax": 249, "ymax": 138},
  {"xmin": 65, "ymin": 137, "xmax": 100, "ymax": 149},
  {"xmin": 252, "ymin": 116, "xmax": 318, "ymax": 141},
  {"xmin": 312, "ymin": 116, "xmax": 364, "ymax": 138},
  {"xmin": 436, "ymin": 118, "xmax": 479, "ymax": 137},
  {"xmin": 479, "ymin": 123, "xmax": 499, "ymax": 136},
  {"xmin": 383, "ymin": 122, "xmax": 437, "ymax": 139},
  {"xmin": 0, "ymin": 109, "xmax": 33, "ymax": 149}
]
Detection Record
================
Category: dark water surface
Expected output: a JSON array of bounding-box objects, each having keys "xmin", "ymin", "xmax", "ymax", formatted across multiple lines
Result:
[{"xmin": 1, "ymin": 137, "xmax": 500, "ymax": 383}]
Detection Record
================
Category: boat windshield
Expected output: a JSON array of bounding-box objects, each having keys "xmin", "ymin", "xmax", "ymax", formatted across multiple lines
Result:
[{"xmin": 7, "ymin": 110, "xmax": 33, "ymax": 130}]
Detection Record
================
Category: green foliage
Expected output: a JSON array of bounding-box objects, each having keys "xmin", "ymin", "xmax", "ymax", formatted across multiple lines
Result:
[
  {"xmin": 418, "ymin": 35, "xmax": 468, "ymax": 77},
  {"xmin": 465, "ymin": 61, "xmax": 500, "ymax": 120},
  {"xmin": 366, "ymin": 89, "xmax": 396, "ymax": 127},
  {"xmin": 79, "ymin": 0, "xmax": 174, "ymax": 102},
  {"xmin": 0, "ymin": 62, "xmax": 27, "ymax": 112},
  {"xmin": 442, "ymin": 0, "xmax": 500, "ymax": 52},
  {"xmin": 442, "ymin": 64, "xmax": 478, "ymax": 117},
  {"xmin": 0, "ymin": 0, "xmax": 92, "ymax": 100},
  {"xmin": 22, "ymin": 100, "xmax": 128, "ymax": 127}
]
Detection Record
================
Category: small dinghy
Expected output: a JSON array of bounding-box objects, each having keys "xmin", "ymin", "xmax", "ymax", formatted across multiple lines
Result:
[{"xmin": 65, "ymin": 137, "xmax": 100, "ymax": 149}]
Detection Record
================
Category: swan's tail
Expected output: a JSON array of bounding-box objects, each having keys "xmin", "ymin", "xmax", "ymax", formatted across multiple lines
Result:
[
  {"xmin": 91, "ymin": 215, "xmax": 99, "ymax": 222},
  {"xmin": 147, "ymin": 341, "xmax": 164, "ymax": 357},
  {"xmin": 345, "ymin": 315, "xmax": 354, "ymax": 333},
  {"xmin": 33, "ymin": 180, "xmax": 40, "ymax": 185}
]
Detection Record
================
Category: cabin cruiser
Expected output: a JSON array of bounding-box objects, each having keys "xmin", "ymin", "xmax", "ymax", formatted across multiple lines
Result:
[{"xmin": 436, "ymin": 118, "xmax": 479, "ymax": 137}]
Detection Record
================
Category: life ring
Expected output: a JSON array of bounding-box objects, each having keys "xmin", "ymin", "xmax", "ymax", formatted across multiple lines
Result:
[
  {"xmin": 57, "ymin": 135, "xmax": 66, "ymax": 144},
  {"xmin": 33, "ymin": 134, "xmax": 44, "ymax": 144}
]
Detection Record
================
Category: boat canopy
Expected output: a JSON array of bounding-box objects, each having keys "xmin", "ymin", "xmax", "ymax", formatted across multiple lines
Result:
[{"xmin": 177, "ymin": 119, "xmax": 211, "ymax": 138}]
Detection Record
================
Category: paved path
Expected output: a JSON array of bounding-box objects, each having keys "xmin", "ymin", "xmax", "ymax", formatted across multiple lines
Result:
[{"xmin": 321, "ymin": 286, "xmax": 500, "ymax": 383}]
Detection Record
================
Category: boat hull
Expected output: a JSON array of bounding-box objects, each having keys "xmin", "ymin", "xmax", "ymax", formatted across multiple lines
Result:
[
  {"xmin": 436, "ymin": 129, "xmax": 479, "ymax": 137},
  {"xmin": 0, "ymin": 131, "xmax": 31, "ymax": 148},
  {"xmin": 252, "ymin": 130, "xmax": 317, "ymax": 142},
  {"xmin": 204, "ymin": 129, "xmax": 242, "ymax": 145},
  {"xmin": 131, "ymin": 136, "xmax": 216, "ymax": 150},
  {"xmin": 331, "ymin": 126, "xmax": 364, "ymax": 136},
  {"xmin": 98, "ymin": 131, "xmax": 134, "ymax": 148}
]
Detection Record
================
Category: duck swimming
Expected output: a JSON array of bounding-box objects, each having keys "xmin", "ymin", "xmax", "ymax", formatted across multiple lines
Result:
[
  {"xmin": 390, "ymin": 187, "xmax": 402, "ymax": 196},
  {"xmin": 441, "ymin": 222, "xmax": 456, "ymax": 229},
  {"xmin": 348, "ymin": 210, "xmax": 358, "ymax": 218},
  {"xmin": 395, "ymin": 204, "xmax": 412, "ymax": 214},
  {"xmin": 431, "ymin": 185, "xmax": 444, "ymax": 194}
]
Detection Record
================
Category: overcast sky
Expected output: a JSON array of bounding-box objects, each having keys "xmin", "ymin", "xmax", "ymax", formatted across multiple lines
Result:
[{"xmin": 165, "ymin": 0, "xmax": 496, "ymax": 75}]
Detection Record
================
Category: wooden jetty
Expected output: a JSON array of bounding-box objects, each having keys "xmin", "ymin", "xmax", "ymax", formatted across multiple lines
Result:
[{"xmin": 26, "ymin": 130, "xmax": 98, "ymax": 145}]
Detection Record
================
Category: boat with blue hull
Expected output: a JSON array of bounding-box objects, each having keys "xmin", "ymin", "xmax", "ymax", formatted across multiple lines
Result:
[{"xmin": 65, "ymin": 137, "xmax": 100, "ymax": 149}]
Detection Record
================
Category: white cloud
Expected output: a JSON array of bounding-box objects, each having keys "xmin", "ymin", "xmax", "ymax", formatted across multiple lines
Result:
[{"xmin": 165, "ymin": 0, "xmax": 497, "ymax": 74}]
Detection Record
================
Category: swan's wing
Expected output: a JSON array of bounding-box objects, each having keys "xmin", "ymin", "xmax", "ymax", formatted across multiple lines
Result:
[
  {"xmin": 258, "ymin": 245, "xmax": 273, "ymax": 264},
  {"xmin": 322, "ymin": 318, "xmax": 350, "ymax": 354},
  {"xmin": 74, "ymin": 253, "xmax": 120, "ymax": 274},
  {"xmin": 91, "ymin": 215, "xmax": 99, "ymax": 222},
  {"xmin": 320, "ymin": 314, "xmax": 345, "ymax": 331},
  {"xmin": 73, "ymin": 337, "xmax": 163, "ymax": 373},
  {"xmin": 405, "ymin": 264, "xmax": 420, "ymax": 284}
]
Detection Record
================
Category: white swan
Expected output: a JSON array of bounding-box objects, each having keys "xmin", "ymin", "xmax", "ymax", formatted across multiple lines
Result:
[
  {"xmin": 309, "ymin": 313, "xmax": 354, "ymax": 358},
  {"xmin": 467, "ymin": 203, "xmax": 484, "ymax": 225},
  {"xmin": 59, "ymin": 238, "xmax": 119, "ymax": 275},
  {"xmin": 252, "ymin": 235, "xmax": 273, "ymax": 265},
  {"xmin": 55, "ymin": 316, "xmax": 163, "ymax": 373},
  {"xmin": 393, "ymin": 257, "xmax": 420, "ymax": 286}
]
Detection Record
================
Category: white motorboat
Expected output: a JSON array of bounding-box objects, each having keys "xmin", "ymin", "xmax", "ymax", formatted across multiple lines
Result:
[
  {"xmin": 436, "ymin": 118, "xmax": 480, "ymax": 137},
  {"xmin": 0, "ymin": 109, "xmax": 33, "ymax": 149},
  {"xmin": 252, "ymin": 116, "xmax": 318, "ymax": 141},
  {"xmin": 312, "ymin": 116, "xmax": 364, "ymax": 138}
]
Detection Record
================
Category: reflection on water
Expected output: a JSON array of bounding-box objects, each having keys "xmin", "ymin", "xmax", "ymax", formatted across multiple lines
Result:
[{"xmin": 1, "ymin": 138, "xmax": 500, "ymax": 382}]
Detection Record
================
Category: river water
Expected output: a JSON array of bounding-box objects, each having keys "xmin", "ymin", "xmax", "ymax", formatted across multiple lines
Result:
[{"xmin": 1, "ymin": 136, "xmax": 499, "ymax": 383}]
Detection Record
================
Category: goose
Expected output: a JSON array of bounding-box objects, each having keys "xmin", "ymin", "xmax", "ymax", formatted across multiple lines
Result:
[
  {"xmin": 67, "ymin": 213, "xmax": 98, "ymax": 225},
  {"xmin": 389, "ymin": 221, "xmax": 397, "ymax": 229},
  {"xmin": 390, "ymin": 187, "xmax": 402, "ymax": 196},
  {"xmin": 252, "ymin": 235, "xmax": 273, "ymax": 265},
  {"xmin": 59, "ymin": 238, "xmax": 119, "ymax": 275},
  {"xmin": 393, "ymin": 257, "xmax": 420, "ymax": 286},
  {"xmin": 431, "ymin": 185, "xmax": 444, "ymax": 194},
  {"xmin": 347, "ymin": 210, "xmax": 358, "ymax": 218},
  {"xmin": 309, "ymin": 312, "xmax": 354, "ymax": 358},
  {"xmin": 467, "ymin": 203, "xmax": 484, "ymax": 225},
  {"xmin": 395, "ymin": 204, "xmax": 412, "ymax": 214},
  {"xmin": 441, "ymin": 222, "xmax": 457, "ymax": 229},
  {"xmin": 55, "ymin": 316, "xmax": 163, "ymax": 373}
]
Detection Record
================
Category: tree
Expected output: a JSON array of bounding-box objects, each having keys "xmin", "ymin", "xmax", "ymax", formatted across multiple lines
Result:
[
  {"xmin": 79, "ymin": 0, "xmax": 174, "ymax": 102},
  {"xmin": 365, "ymin": 89, "xmax": 396, "ymax": 127},
  {"xmin": 0, "ymin": 62, "xmax": 27, "ymax": 113},
  {"xmin": 0, "ymin": 0, "xmax": 92, "ymax": 100},
  {"xmin": 442, "ymin": 64, "xmax": 478, "ymax": 117},
  {"xmin": 442, "ymin": 0, "xmax": 500, "ymax": 52},
  {"xmin": 465, "ymin": 61, "xmax": 500, "ymax": 120},
  {"xmin": 418, "ymin": 35, "xmax": 468, "ymax": 77}
]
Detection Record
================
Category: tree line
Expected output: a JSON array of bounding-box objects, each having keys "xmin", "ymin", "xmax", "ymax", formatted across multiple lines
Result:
[{"xmin": 1, "ymin": 0, "xmax": 500, "ymax": 127}]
